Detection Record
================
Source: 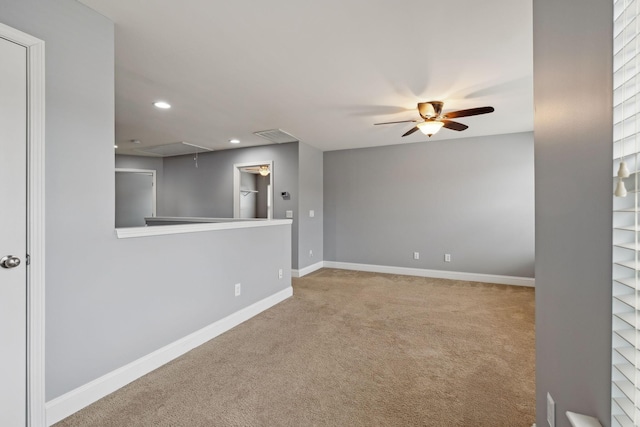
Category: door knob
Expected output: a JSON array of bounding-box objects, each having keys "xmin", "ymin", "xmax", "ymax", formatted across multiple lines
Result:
[{"xmin": 0, "ymin": 255, "xmax": 21, "ymax": 269}]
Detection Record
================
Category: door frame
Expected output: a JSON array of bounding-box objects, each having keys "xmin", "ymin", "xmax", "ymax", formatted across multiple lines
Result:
[
  {"xmin": 233, "ymin": 160, "xmax": 273, "ymax": 219},
  {"xmin": 0, "ymin": 23, "xmax": 46, "ymax": 426}
]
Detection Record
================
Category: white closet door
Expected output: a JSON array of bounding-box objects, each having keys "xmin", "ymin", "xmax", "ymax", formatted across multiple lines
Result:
[{"xmin": 0, "ymin": 35, "xmax": 28, "ymax": 426}]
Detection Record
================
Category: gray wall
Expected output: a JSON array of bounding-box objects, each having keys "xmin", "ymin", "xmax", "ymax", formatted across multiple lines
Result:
[
  {"xmin": 298, "ymin": 142, "xmax": 324, "ymax": 270},
  {"xmin": 115, "ymin": 154, "xmax": 163, "ymax": 176},
  {"xmin": 533, "ymin": 1, "xmax": 613, "ymax": 426},
  {"xmin": 1, "ymin": 0, "xmax": 291, "ymax": 401},
  {"xmin": 117, "ymin": 145, "xmax": 302, "ymax": 267},
  {"xmin": 161, "ymin": 143, "xmax": 300, "ymax": 267},
  {"xmin": 324, "ymin": 132, "xmax": 535, "ymax": 278}
]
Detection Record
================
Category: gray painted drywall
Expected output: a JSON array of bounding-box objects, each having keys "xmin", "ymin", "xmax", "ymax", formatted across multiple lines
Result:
[
  {"xmin": 298, "ymin": 142, "xmax": 324, "ymax": 270},
  {"xmin": 324, "ymin": 132, "xmax": 534, "ymax": 278},
  {"xmin": 115, "ymin": 154, "xmax": 164, "ymax": 213},
  {"xmin": 115, "ymin": 154, "xmax": 163, "ymax": 176},
  {"xmin": 0, "ymin": 0, "xmax": 291, "ymax": 401},
  {"xmin": 161, "ymin": 143, "xmax": 300, "ymax": 267},
  {"xmin": 533, "ymin": 1, "xmax": 613, "ymax": 426}
]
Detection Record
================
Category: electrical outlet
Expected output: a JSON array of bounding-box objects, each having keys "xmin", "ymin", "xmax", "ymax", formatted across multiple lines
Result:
[
  {"xmin": 234, "ymin": 283, "xmax": 241, "ymax": 297},
  {"xmin": 546, "ymin": 393, "xmax": 555, "ymax": 427},
  {"xmin": 278, "ymin": 269, "xmax": 283, "ymax": 279},
  {"xmin": 413, "ymin": 252, "xmax": 420, "ymax": 260},
  {"xmin": 309, "ymin": 249, "xmax": 313, "ymax": 258},
  {"xmin": 285, "ymin": 210, "xmax": 293, "ymax": 218},
  {"xmin": 444, "ymin": 253, "xmax": 451, "ymax": 262}
]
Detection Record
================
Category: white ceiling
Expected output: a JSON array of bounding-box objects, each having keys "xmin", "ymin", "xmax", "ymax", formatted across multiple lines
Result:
[{"xmin": 79, "ymin": 0, "xmax": 533, "ymax": 155}]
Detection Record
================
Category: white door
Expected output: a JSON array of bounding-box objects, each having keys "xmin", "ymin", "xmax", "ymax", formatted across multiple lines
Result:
[
  {"xmin": 115, "ymin": 170, "xmax": 156, "ymax": 227},
  {"xmin": 0, "ymin": 36, "xmax": 28, "ymax": 426}
]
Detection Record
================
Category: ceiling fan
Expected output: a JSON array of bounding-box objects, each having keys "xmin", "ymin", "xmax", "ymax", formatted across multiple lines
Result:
[
  {"xmin": 374, "ymin": 101, "xmax": 495, "ymax": 137},
  {"xmin": 240, "ymin": 164, "xmax": 271, "ymax": 176}
]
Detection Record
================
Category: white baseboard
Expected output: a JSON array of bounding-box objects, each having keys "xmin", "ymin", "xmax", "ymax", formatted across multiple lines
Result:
[
  {"xmin": 322, "ymin": 261, "xmax": 535, "ymax": 287},
  {"xmin": 291, "ymin": 261, "xmax": 324, "ymax": 278},
  {"xmin": 45, "ymin": 286, "xmax": 293, "ymax": 426}
]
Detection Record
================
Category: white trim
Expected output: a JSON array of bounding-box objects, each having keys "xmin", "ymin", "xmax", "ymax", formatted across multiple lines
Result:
[
  {"xmin": 0, "ymin": 22, "xmax": 46, "ymax": 427},
  {"xmin": 45, "ymin": 286, "xmax": 293, "ymax": 426},
  {"xmin": 115, "ymin": 168, "xmax": 157, "ymax": 217},
  {"xmin": 115, "ymin": 218, "xmax": 293, "ymax": 239},
  {"xmin": 292, "ymin": 261, "xmax": 324, "ymax": 278},
  {"xmin": 323, "ymin": 261, "xmax": 535, "ymax": 287},
  {"xmin": 233, "ymin": 160, "xmax": 273, "ymax": 219}
]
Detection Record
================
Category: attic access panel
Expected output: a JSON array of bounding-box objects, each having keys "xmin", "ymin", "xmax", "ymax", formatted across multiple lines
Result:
[{"xmin": 134, "ymin": 142, "xmax": 213, "ymax": 157}]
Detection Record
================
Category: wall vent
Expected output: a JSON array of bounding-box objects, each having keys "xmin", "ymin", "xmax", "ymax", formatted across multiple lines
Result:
[
  {"xmin": 253, "ymin": 129, "xmax": 299, "ymax": 144},
  {"xmin": 134, "ymin": 142, "xmax": 213, "ymax": 157}
]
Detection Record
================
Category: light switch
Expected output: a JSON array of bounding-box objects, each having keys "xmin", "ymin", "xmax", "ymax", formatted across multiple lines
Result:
[
  {"xmin": 309, "ymin": 210, "xmax": 315, "ymax": 218},
  {"xmin": 286, "ymin": 210, "xmax": 293, "ymax": 218}
]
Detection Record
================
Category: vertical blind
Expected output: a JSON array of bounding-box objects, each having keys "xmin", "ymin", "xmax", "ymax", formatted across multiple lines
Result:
[{"xmin": 613, "ymin": 1, "xmax": 640, "ymax": 426}]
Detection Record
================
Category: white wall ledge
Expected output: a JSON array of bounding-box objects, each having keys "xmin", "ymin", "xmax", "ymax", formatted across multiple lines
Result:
[
  {"xmin": 566, "ymin": 411, "xmax": 601, "ymax": 427},
  {"xmin": 115, "ymin": 218, "xmax": 293, "ymax": 239}
]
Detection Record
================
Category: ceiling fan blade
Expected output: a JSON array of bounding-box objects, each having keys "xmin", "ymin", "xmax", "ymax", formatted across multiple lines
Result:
[
  {"xmin": 402, "ymin": 126, "xmax": 420, "ymax": 137},
  {"xmin": 442, "ymin": 120, "xmax": 469, "ymax": 131},
  {"xmin": 443, "ymin": 106, "xmax": 494, "ymax": 119},
  {"xmin": 374, "ymin": 119, "xmax": 418, "ymax": 125}
]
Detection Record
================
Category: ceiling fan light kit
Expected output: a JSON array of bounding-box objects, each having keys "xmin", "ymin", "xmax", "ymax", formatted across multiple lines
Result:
[
  {"xmin": 259, "ymin": 165, "xmax": 270, "ymax": 176},
  {"xmin": 416, "ymin": 120, "xmax": 444, "ymax": 136},
  {"xmin": 374, "ymin": 101, "xmax": 495, "ymax": 138}
]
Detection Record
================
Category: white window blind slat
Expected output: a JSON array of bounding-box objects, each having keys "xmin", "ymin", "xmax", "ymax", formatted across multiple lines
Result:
[
  {"xmin": 615, "ymin": 329, "xmax": 637, "ymax": 347},
  {"xmin": 614, "ymin": 379, "xmax": 640, "ymax": 406},
  {"xmin": 615, "ymin": 345, "xmax": 640, "ymax": 365},
  {"xmin": 616, "ymin": 362, "xmax": 639, "ymax": 384},
  {"xmin": 616, "ymin": 225, "xmax": 640, "ymax": 232},
  {"xmin": 615, "ymin": 278, "xmax": 639, "ymax": 290},
  {"xmin": 615, "ymin": 242, "xmax": 640, "ymax": 250},
  {"xmin": 615, "ymin": 414, "xmax": 635, "ymax": 427},
  {"xmin": 616, "ymin": 292, "xmax": 640, "ymax": 308},
  {"xmin": 617, "ymin": 312, "xmax": 640, "ymax": 329},
  {"xmin": 615, "ymin": 260, "xmax": 640, "ymax": 270},
  {"xmin": 615, "ymin": 395, "xmax": 637, "ymax": 422}
]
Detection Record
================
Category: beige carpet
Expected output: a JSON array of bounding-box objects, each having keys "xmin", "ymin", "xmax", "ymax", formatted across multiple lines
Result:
[{"xmin": 55, "ymin": 268, "xmax": 535, "ymax": 426}]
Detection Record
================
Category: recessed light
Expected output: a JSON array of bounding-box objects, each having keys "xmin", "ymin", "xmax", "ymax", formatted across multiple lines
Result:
[
  {"xmin": 153, "ymin": 101, "xmax": 171, "ymax": 109},
  {"xmin": 229, "ymin": 139, "xmax": 240, "ymax": 144}
]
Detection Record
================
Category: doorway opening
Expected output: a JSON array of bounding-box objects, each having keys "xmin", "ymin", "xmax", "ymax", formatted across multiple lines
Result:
[{"xmin": 233, "ymin": 161, "xmax": 273, "ymax": 219}]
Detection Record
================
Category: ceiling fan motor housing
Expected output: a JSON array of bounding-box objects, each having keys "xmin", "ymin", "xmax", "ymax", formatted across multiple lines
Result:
[{"xmin": 418, "ymin": 101, "xmax": 443, "ymax": 119}]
